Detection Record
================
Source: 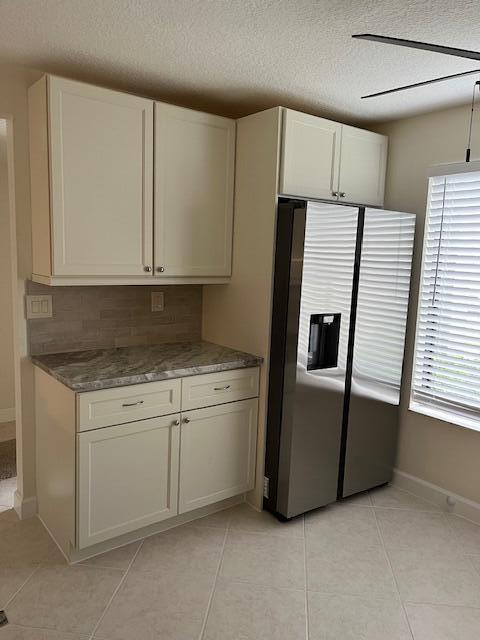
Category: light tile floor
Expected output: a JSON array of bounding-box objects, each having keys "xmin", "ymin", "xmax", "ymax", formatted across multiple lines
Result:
[
  {"xmin": 0, "ymin": 477, "xmax": 16, "ymax": 511},
  {"xmin": 1, "ymin": 485, "xmax": 480, "ymax": 639}
]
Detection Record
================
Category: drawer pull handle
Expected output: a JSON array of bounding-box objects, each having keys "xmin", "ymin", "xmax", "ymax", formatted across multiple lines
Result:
[
  {"xmin": 122, "ymin": 400, "xmax": 145, "ymax": 408},
  {"xmin": 214, "ymin": 385, "xmax": 231, "ymax": 391}
]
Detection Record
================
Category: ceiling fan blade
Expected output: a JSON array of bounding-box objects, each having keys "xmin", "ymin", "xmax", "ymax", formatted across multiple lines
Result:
[
  {"xmin": 353, "ymin": 34, "xmax": 480, "ymax": 61},
  {"xmin": 362, "ymin": 68, "xmax": 480, "ymax": 99}
]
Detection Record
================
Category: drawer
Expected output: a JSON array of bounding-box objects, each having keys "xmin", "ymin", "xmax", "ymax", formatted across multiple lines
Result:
[
  {"xmin": 181, "ymin": 367, "xmax": 259, "ymax": 411},
  {"xmin": 77, "ymin": 379, "xmax": 181, "ymax": 431}
]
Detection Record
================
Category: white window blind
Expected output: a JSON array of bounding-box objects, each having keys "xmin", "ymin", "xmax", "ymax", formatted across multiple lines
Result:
[{"xmin": 411, "ymin": 170, "xmax": 480, "ymax": 429}]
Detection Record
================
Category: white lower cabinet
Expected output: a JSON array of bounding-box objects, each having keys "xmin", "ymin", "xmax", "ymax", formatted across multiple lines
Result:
[
  {"xmin": 178, "ymin": 399, "xmax": 258, "ymax": 514},
  {"xmin": 77, "ymin": 414, "xmax": 180, "ymax": 549},
  {"xmin": 35, "ymin": 366, "xmax": 260, "ymax": 554}
]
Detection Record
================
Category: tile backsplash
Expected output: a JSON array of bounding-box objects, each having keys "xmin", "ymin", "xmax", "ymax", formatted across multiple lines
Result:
[{"xmin": 27, "ymin": 281, "xmax": 202, "ymax": 355}]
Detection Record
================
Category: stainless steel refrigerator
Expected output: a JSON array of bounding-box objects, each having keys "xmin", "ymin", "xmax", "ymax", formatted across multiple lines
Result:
[{"xmin": 264, "ymin": 199, "xmax": 415, "ymax": 519}]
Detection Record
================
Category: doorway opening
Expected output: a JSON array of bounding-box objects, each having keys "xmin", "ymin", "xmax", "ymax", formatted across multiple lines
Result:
[{"xmin": 0, "ymin": 117, "xmax": 17, "ymax": 510}]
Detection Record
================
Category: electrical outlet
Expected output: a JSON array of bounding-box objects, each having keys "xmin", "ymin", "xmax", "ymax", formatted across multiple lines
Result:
[
  {"xmin": 26, "ymin": 295, "xmax": 52, "ymax": 319},
  {"xmin": 263, "ymin": 476, "xmax": 270, "ymax": 499},
  {"xmin": 151, "ymin": 292, "xmax": 164, "ymax": 312}
]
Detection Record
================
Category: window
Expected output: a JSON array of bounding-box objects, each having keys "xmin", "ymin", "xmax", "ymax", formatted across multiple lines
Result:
[{"xmin": 411, "ymin": 169, "xmax": 480, "ymax": 431}]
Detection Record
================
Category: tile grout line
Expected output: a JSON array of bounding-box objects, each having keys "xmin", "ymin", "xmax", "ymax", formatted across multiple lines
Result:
[
  {"xmin": 301, "ymin": 585, "xmax": 480, "ymax": 606},
  {"xmin": 375, "ymin": 501, "xmax": 480, "ymax": 613},
  {"xmin": 445, "ymin": 512, "xmax": 480, "ymax": 528},
  {"xmin": 198, "ymin": 514, "xmax": 232, "ymax": 640},
  {"xmin": 441, "ymin": 509, "xmax": 480, "ymax": 570},
  {"xmin": 389, "ymin": 485, "xmax": 444, "ymax": 511},
  {"xmin": 87, "ymin": 539, "xmax": 145, "ymax": 640},
  {"xmin": 191, "ymin": 575, "xmax": 307, "ymax": 592},
  {"xmin": 371, "ymin": 505, "xmax": 416, "ymax": 640},
  {"xmin": 302, "ymin": 515, "xmax": 309, "ymax": 640},
  {"xmin": 371, "ymin": 484, "xmax": 449, "ymax": 513},
  {"xmin": 1, "ymin": 621, "xmax": 91, "ymax": 635},
  {"xmin": 3, "ymin": 564, "xmax": 42, "ymax": 611},
  {"xmin": 402, "ymin": 598, "xmax": 480, "ymax": 610},
  {"xmin": 371, "ymin": 505, "xmax": 443, "ymax": 514},
  {"xmin": 437, "ymin": 508, "xmax": 477, "ymax": 571},
  {"xmin": 467, "ymin": 555, "xmax": 480, "ymax": 579},
  {"xmin": 441, "ymin": 509, "xmax": 459, "ymax": 535}
]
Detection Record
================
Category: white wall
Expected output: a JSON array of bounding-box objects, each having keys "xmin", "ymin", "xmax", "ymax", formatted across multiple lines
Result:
[
  {"xmin": 376, "ymin": 104, "xmax": 480, "ymax": 504},
  {"xmin": 0, "ymin": 121, "xmax": 15, "ymax": 422}
]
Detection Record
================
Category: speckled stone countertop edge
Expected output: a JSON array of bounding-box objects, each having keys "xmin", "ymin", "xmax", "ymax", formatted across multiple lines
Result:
[
  {"xmin": 30, "ymin": 342, "xmax": 263, "ymax": 393},
  {"xmin": 31, "ymin": 357, "xmax": 262, "ymax": 392}
]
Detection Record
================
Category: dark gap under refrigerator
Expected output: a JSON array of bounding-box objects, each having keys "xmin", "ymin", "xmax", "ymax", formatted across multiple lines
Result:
[{"xmin": 264, "ymin": 199, "xmax": 415, "ymax": 519}]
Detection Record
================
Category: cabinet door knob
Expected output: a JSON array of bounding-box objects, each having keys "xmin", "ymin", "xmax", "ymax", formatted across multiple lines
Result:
[
  {"xmin": 183, "ymin": 417, "xmax": 190, "ymax": 424},
  {"xmin": 339, "ymin": 192, "xmax": 346, "ymax": 198},
  {"xmin": 156, "ymin": 266, "xmax": 165, "ymax": 273},
  {"xmin": 331, "ymin": 191, "xmax": 339, "ymax": 197},
  {"xmin": 143, "ymin": 266, "xmax": 152, "ymax": 273},
  {"xmin": 172, "ymin": 418, "xmax": 180, "ymax": 426}
]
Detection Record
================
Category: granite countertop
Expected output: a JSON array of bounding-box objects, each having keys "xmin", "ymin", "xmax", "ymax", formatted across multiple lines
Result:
[{"xmin": 31, "ymin": 341, "xmax": 263, "ymax": 392}]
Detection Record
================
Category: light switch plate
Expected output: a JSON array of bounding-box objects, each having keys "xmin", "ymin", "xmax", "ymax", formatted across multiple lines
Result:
[
  {"xmin": 26, "ymin": 295, "xmax": 53, "ymax": 319},
  {"xmin": 151, "ymin": 292, "xmax": 164, "ymax": 312}
]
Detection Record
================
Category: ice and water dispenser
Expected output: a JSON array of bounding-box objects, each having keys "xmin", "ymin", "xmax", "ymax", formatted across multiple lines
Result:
[{"xmin": 307, "ymin": 313, "xmax": 341, "ymax": 370}]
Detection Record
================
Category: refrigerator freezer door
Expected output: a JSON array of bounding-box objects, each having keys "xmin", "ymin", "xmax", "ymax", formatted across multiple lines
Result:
[
  {"xmin": 342, "ymin": 208, "xmax": 415, "ymax": 497},
  {"xmin": 266, "ymin": 201, "xmax": 359, "ymax": 519}
]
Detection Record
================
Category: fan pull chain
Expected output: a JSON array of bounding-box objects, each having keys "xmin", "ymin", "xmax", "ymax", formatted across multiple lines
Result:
[{"xmin": 466, "ymin": 80, "xmax": 480, "ymax": 162}]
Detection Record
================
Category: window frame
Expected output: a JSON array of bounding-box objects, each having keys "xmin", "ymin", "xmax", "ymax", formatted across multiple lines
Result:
[{"xmin": 409, "ymin": 160, "xmax": 480, "ymax": 432}]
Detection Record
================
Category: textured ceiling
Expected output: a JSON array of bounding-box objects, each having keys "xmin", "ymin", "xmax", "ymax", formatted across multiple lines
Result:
[{"xmin": 0, "ymin": 0, "xmax": 479, "ymax": 124}]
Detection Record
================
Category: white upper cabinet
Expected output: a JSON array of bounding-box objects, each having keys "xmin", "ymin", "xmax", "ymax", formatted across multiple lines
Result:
[
  {"xmin": 280, "ymin": 109, "xmax": 341, "ymax": 201},
  {"xmin": 280, "ymin": 109, "xmax": 387, "ymax": 207},
  {"xmin": 30, "ymin": 76, "xmax": 154, "ymax": 278},
  {"xmin": 338, "ymin": 125, "xmax": 387, "ymax": 207},
  {"xmin": 154, "ymin": 103, "xmax": 235, "ymax": 277},
  {"xmin": 28, "ymin": 76, "xmax": 235, "ymax": 285}
]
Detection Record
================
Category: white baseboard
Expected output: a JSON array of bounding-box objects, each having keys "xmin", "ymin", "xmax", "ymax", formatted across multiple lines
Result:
[
  {"xmin": 0, "ymin": 407, "xmax": 15, "ymax": 423},
  {"xmin": 13, "ymin": 490, "xmax": 37, "ymax": 520},
  {"xmin": 392, "ymin": 469, "xmax": 480, "ymax": 525}
]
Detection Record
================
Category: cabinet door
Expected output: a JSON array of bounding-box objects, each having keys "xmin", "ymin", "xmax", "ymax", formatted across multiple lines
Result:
[
  {"xmin": 178, "ymin": 399, "xmax": 258, "ymax": 513},
  {"xmin": 48, "ymin": 76, "xmax": 153, "ymax": 276},
  {"xmin": 338, "ymin": 126, "xmax": 387, "ymax": 207},
  {"xmin": 280, "ymin": 109, "xmax": 341, "ymax": 200},
  {"xmin": 77, "ymin": 415, "xmax": 179, "ymax": 548},
  {"xmin": 154, "ymin": 103, "xmax": 235, "ymax": 277}
]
